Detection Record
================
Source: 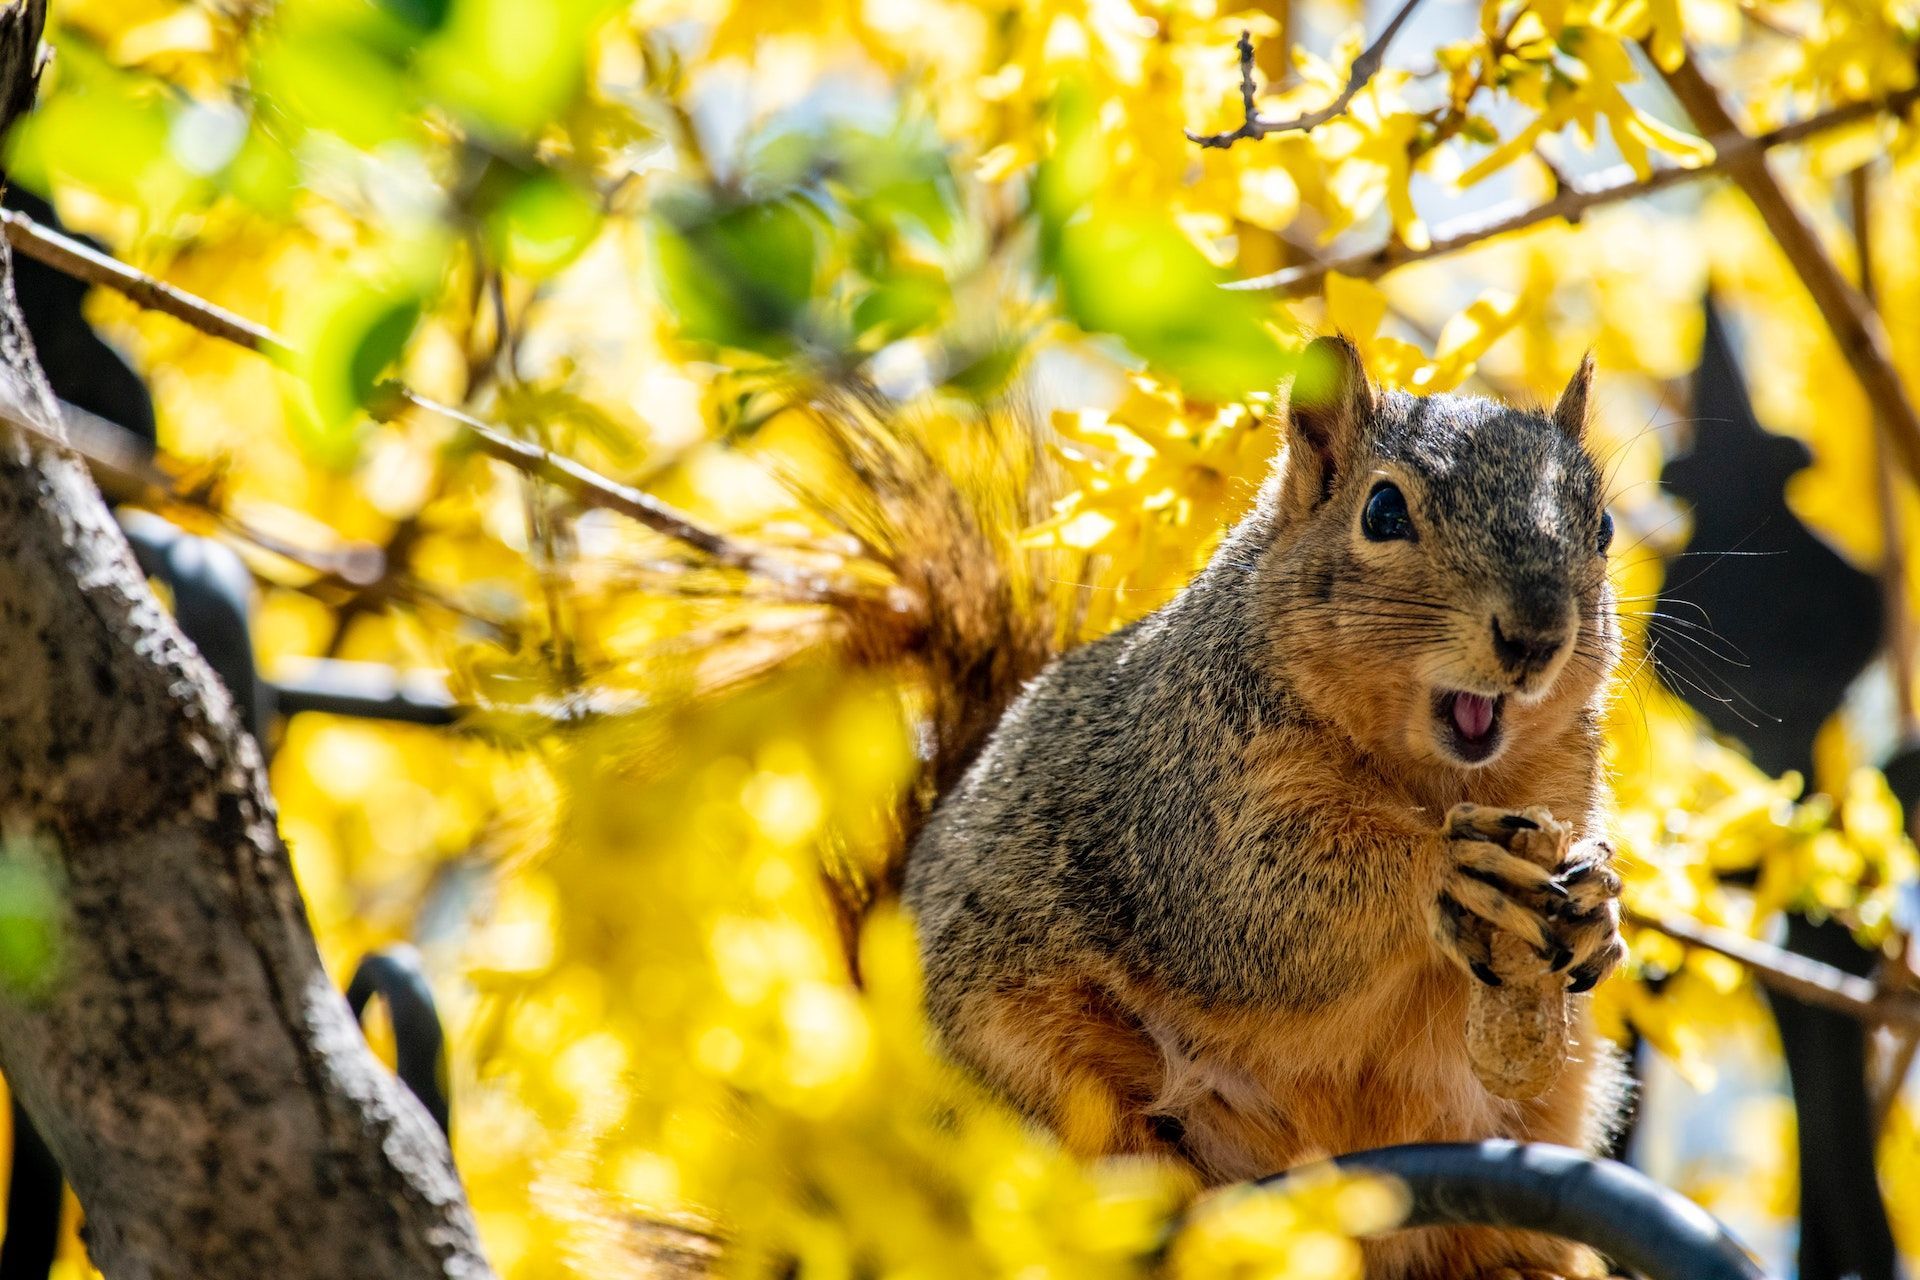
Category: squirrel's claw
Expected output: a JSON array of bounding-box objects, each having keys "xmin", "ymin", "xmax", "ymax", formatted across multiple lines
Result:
[
  {"xmin": 1444, "ymin": 873, "xmax": 1557, "ymax": 956},
  {"xmin": 1431, "ymin": 891, "xmax": 1501, "ymax": 984},
  {"xmin": 1565, "ymin": 932, "xmax": 1625, "ymax": 994},
  {"xmin": 1448, "ymin": 836, "xmax": 1562, "ymax": 896},
  {"xmin": 1437, "ymin": 807, "xmax": 1624, "ymax": 990},
  {"xmin": 1552, "ymin": 846, "xmax": 1622, "ymax": 917}
]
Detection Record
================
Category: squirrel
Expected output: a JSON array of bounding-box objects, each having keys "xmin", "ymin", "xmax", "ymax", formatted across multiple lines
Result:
[{"xmin": 898, "ymin": 337, "xmax": 1629, "ymax": 1280}]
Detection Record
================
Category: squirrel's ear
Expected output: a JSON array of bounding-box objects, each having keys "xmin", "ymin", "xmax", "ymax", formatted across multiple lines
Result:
[
  {"xmin": 1283, "ymin": 335, "xmax": 1374, "ymax": 510},
  {"xmin": 1552, "ymin": 352, "xmax": 1595, "ymax": 441}
]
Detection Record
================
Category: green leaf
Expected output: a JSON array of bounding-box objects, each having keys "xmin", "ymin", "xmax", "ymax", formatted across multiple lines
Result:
[
  {"xmin": 836, "ymin": 126, "xmax": 960, "ymax": 243},
  {"xmin": 651, "ymin": 195, "xmax": 820, "ymax": 355},
  {"xmin": 0, "ymin": 836, "xmax": 62, "ymax": 1000},
  {"xmin": 378, "ymin": 0, "xmax": 452, "ymax": 36},
  {"xmin": 252, "ymin": 25, "xmax": 413, "ymax": 149},
  {"xmin": 942, "ymin": 343, "xmax": 1025, "ymax": 399},
  {"xmin": 853, "ymin": 266, "xmax": 949, "ymax": 341},
  {"xmin": 1034, "ymin": 79, "xmax": 1105, "ymax": 234},
  {"xmin": 225, "ymin": 124, "xmax": 301, "ymax": 214},
  {"xmin": 7, "ymin": 48, "xmax": 200, "ymax": 221},
  {"xmin": 297, "ymin": 278, "xmax": 427, "ymax": 461},
  {"xmin": 1051, "ymin": 212, "xmax": 1293, "ymax": 403},
  {"xmin": 489, "ymin": 172, "xmax": 601, "ymax": 277},
  {"xmin": 416, "ymin": 0, "xmax": 617, "ymax": 141},
  {"xmin": 350, "ymin": 300, "xmax": 425, "ymax": 406}
]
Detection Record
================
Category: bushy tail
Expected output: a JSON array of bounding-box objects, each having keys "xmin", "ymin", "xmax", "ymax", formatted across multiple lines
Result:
[{"xmin": 720, "ymin": 381, "xmax": 1068, "ymax": 968}]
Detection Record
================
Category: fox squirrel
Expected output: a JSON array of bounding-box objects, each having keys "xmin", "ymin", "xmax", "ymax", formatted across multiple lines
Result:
[{"xmin": 901, "ymin": 337, "xmax": 1628, "ymax": 1280}]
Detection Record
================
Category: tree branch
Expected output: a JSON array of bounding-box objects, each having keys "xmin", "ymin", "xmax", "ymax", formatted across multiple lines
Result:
[
  {"xmin": 49, "ymin": 394, "xmax": 386, "ymax": 584},
  {"xmin": 32, "ymin": 397, "xmax": 516, "ymax": 642},
  {"xmin": 0, "ymin": 387, "xmax": 497, "ymax": 1277},
  {"xmin": 0, "ymin": 206, "xmax": 873, "ymax": 605},
  {"xmin": 1874, "ymin": 939, "xmax": 1920, "ymax": 1128},
  {"xmin": 0, "ymin": 207, "xmax": 288, "ymax": 357},
  {"xmin": 1653, "ymin": 46, "xmax": 1920, "ymax": 539},
  {"xmin": 1849, "ymin": 162, "xmax": 1920, "ymax": 744},
  {"xmin": 1625, "ymin": 908, "xmax": 1920, "ymax": 1030},
  {"xmin": 374, "ymin": 386, "xmax": 883, "ymax": 611},
  {"xmin": 1187, "ymin": 0, "xmax": 1425, "ymax": 149},
  {"xmin": 1228, "ymin": 80, "xmax": 1920, "ymax": 295}
]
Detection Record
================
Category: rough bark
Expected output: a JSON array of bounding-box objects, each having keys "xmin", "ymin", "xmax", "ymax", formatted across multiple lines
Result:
[{"xmin": 0, "ymin": 2, "xmax": 493, "ymax": 1274}]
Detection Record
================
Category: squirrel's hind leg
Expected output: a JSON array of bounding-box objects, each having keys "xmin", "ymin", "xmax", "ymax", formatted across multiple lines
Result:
[{"xmin": 947, "ymin": 974, "xmax": 1192, "ymax": 1166}]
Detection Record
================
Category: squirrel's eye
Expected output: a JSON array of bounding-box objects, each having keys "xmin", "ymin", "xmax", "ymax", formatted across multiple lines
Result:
[
  {"xmin": 1361, "ymin": 483, "xmax": 1414, "ymax": 542},
  {"xmin": 1596, "ymin": 509, "xmax": 1615, "ymax": 555}
]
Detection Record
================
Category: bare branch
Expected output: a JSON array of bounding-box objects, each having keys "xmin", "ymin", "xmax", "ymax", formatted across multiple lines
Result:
[
  {"xmin": 1655, "ymin": 46, "xmax": 1920, "ymax": 499},
  {"xmin": 1850, "ymin": 163, "xmax": 1920, "ymax": 745},
  {"xmin": 1877, "ymin": 1022, "xmax": 1920, "ymax": 1129},
  {"xmin": 53, "ymin": 396, "xmax": 386, "ymax": 584},
  {"xmin": 381, "ymin": 387, "xmax": 886, "ymax": 612},
  {"xmin": 1187, "ymin": 0, "xmax": 1425, "ymax": 149},
  {"xmin": 0, "ymin": 208, "xmax": 289, "ymax": 357},
  {"xmin": 1874, "ymin": 936, "xmax": 1920, "ymax": 1128},
  {"xmin": 1230, "ymin": 79, "xmax": 1920, "ymax": 294},
  {"xmin": 1625, "ymin": 908, "xmax": 1920, "ymax": 1030},
  {"xmin": 0, "ymin": 205, "xmax": 880, "ymax": 607},
  {"xmin": 1187, "ymin": 30, "xmax": 1263, "ymax": 149}
]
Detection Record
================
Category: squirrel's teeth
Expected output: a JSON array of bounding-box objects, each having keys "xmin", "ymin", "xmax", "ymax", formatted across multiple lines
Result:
[{"xmin": 1451, "ymin": 693, "xmax": 1496, "ymax": 741}]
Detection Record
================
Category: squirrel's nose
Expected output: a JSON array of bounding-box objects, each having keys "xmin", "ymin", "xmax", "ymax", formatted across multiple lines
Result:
[{"xmin": 1490, "ymin": 614, "xmax": 1567, "ymax": 674}]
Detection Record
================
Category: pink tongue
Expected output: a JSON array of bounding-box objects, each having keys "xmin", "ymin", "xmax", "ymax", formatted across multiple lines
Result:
[{"xmin": 1452, "ymin": 693, "xmax": 1495, "ymax": 740}]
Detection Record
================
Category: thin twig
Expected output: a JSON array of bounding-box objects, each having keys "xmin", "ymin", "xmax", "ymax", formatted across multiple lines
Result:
[
  {"xmin": 1656, "ymin": 47, "xmax": 1920, "ymax": 502},
  {"xmin": 0, "ymin": 208, "xmax": 290, "ymax": 358},
  {"xmin": 1625, "ymin": 907, "xmax": 1920, "ymax": 1030},
  {"xmin": 382, "ymin": 386, "xmax": 887, "ymax": 612},
  {"xmin": 1187, "ymin": 0, "xmax": 1425, "ymax": 149},
  {"xmin": 1188, "ymin": 31, "xmax": 1263, "ymax": 149},
  {"xmin": 1736, "ymin": 0, "xmax": 1808, "ymax": 41},
  {"xmin": 1873, "ymin": 940, "xmax": 1920, "ymax": 1129},
  {"xmin": 1229, "ymin": 80, "xmax": 1920, "ymax": 294},
  {"xmin": 0, "ymin": 204, "xmax": 882, "ymax": 608},
  {"xmin": 488, "ymin": 267, "xmax": 581, "ymax": 687},
  {"xmin": 50, "ymin": 394, "xmax": 385, "ymax": 583},
  {"xmin": 1877, "ymin": 1022, "xmax": 1920, "ymax": 1127},
  {"xmin": 1853, "ymin": 164, "xmax": 1917, "ymax": 743},
  {"xmin": 29, "ymin": 400, "xmax": 518, "ymax": 637}
]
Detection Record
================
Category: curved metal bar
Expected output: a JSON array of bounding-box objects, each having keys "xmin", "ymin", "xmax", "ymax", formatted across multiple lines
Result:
[
  {"xmin": 271, "ymin": 660, "xmax": 459, "ymax": 727},
  {"xmin": 1250, "ymin": 1141, "xmax": 1768, "ymax": 1280},
  {"xmin": 117, "ymin": 511, "xmax": 272, "ymax": 741},
  {"xmin": 347, "ymin": 948, "xmax": 451, "ymax": 1137}
]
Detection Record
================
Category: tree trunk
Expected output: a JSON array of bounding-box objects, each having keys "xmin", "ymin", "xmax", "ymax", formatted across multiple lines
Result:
[{"xmin": 0, "ymin": 2, "xmax": 493, "ymax": 1274}]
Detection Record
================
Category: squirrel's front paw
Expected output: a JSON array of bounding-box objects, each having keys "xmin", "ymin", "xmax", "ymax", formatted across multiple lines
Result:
[{"xmin": 1431, "ymin": 803, "xmax": 1623, "ymax": 993}]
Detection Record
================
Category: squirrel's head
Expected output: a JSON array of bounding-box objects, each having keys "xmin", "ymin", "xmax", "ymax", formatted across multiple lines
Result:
[{"xmin": 1255, "ymin": 336, "xmax": 1618, "ymax": 772}]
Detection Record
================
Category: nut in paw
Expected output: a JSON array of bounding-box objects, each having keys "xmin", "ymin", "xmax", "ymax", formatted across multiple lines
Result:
[{"xmin": 1433, "ymin": 803, "xmax": 1626, "ymax": 1100}]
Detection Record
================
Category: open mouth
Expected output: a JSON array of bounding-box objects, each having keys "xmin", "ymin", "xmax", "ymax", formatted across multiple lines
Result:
[{"xmin": 1435, "ymin": 690, "xmax": 1506, "ymax": 765}]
